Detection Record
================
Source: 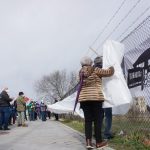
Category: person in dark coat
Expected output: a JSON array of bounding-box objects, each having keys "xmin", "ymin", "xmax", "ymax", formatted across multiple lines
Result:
[
  {"xmin": 47, "ymin": 109, "xmax": 51, "ymax": 119},
  {"xmin": 11, "ymin": 100, "xmax": 17, "ymax": 124},
  {"xmin": 40, "ymin": 102, "xmax": 47, "ymax": 121},
  {"xmin": 0, "ymin": 87, "xmax": 13, "ymax": 130},
  {"xmin": 94, "ymin": 56, "xmax": 114, "ymax": 140},
  {"xmin": 54, "ymin": 99, "xmax": 59, "ymax": 121}
]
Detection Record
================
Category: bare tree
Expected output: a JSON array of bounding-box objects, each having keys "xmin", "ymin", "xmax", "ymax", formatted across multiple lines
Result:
[{"xmin": 34, "ymin": 70, "xmax": 78, "ymax": 104}]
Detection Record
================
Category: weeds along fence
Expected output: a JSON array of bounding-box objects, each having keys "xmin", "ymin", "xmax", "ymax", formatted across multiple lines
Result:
[{"xmin": 62, "ymin": 16, "xmax": 150, "ymax": 138}]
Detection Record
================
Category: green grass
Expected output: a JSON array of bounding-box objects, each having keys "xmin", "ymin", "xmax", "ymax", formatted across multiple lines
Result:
[
  {"xmin": 112, "ymin": 117, "xmax": 150, "ymax": 134},
  {"xmin": 61, "ymin": 119, "xmax": 84, "ymax": 133},
  {"xmin": 61, "ymin": 118, "xmax": 150, "ymax": 150},
  {"xmin": 109, "ymin": 134, "xmax": 150, "ymax": 150}
]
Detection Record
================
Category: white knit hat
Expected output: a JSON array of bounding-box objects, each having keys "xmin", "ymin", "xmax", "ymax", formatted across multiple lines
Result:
[{"xmin": 80, "ymin": 56, "xmax": 93, "ymax": 66}]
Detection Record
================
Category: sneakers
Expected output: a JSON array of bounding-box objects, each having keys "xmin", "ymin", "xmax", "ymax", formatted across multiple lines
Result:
[
  {"xmin": 18, "ymin": 123, "xmax": 28, "ymax": 127},
  {"xmin": 22, "ymin": 124, "xmax": 28, "ymax": 127},
  {"xmin": 86, "ymin": 145, "xmax": 94, "ymax": 149},
  {"xmin": 96, "ymin": 141, "xmax": 108, "ymax": 149},
  {"xmin": 0, "ymin": 126, "xmax": 11, "ymax": 130},
  {"xmin": 104, "ymin": 134, "xmax": 114, "ymax": 140},
  {"xmin": 86, "ymin": 139, "xmax": 94, "ymax": 149},
  {"xmin": 17, "ymin": 124, "xmax": 22, "ymax": 127},
  {"xmin": 3, "ymin": 127, "xmax": 10, "ymax": 130}
]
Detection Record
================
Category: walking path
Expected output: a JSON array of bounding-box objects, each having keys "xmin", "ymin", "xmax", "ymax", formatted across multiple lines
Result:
[{"xmin": 0, "ymin": 120, "xmax": 114, "ymax": 150}]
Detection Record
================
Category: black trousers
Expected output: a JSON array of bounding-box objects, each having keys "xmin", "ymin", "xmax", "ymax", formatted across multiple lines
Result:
[{"xmin": 80, "ymin": 101, "xmax": 103, "ymax": 143}]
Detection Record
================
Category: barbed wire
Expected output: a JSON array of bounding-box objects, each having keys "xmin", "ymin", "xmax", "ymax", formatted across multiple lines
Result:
[
  {"xmin": 117, "ymin": 6, "xmax": 150, "ymax": 41},
  {"xmin": 84, "ymin": 0, "xmax": 128, "ymax": 56},
  {"xmin": 90, "ymin": 0, "xmax": 128, "ymax": 47},
  {"xmin": 121, "ymin": 15, "xmax": 150, "ymax": 43},
  {"xmin": 96, "ymin": 0, "xmax": 143, "ymax": 52}
]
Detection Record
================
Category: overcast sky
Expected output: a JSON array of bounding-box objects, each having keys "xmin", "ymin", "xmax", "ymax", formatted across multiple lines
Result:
[{"xmin": 0, "ymin": 0, "xmax": 149, "ymax": 99}]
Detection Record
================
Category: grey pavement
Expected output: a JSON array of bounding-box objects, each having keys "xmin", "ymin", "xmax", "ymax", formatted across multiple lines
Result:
[{"xmin": 0, "ymin": 120, "xmax": 114, "ymax": 150}]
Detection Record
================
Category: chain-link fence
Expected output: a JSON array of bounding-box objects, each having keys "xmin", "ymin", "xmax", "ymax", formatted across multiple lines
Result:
[
  {"xmin": 113, "ymin": 16, "xmax": 150, "ymax": 137},
  {"xmin": 62, "ymin": 16, "xmax": 150, "ymax": 138}
]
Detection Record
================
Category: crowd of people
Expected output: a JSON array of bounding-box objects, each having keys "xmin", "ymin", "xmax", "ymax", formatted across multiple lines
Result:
[
  {"xmin": 0, "ymin": 56, "xmax": 114, "ymax": 150},
  {"xmin": 0, "ymin": 88, "xmax": 58, "ymax": 131}
]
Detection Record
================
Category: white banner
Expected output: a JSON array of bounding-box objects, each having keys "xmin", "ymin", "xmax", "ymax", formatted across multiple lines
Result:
[{"xmin": 124, "ymin": 37, "xmax": 150, "ymax": 106}]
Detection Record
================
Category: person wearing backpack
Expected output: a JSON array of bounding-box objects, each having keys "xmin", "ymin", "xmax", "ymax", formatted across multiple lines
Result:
[{"xmin": 16, "ymin": 92, "xmax": 28, "ymax": 127}]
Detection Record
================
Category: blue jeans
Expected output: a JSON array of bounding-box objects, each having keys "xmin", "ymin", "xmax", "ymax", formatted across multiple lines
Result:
[
  {"xmin": 28, "ymin": 110, "xmax": 31, "ymax": 121},
  {"xmin": 11, "ymin": 110, "xmax": 17, "ymax": 124},
  {"xmin": 41, "ymin": 111, "xmax": 46, "ymax": 121},
  {"xmin": 0, "ymin": 106, "xmax": 11, "ymax": 128},
  {"xmin": 103, "ymin": 107, "xmax": 112, "ymax": 138},
  {"xmin": 30, "ymin": 110, "xmax": 35, "ymax": 121}
]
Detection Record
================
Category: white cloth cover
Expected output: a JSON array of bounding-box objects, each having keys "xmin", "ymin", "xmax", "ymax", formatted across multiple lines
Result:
[
  {"xmin": 47, "ymin": 92, "xmax": 84, "ymax": 118},
  {"xmin": 102, "ymin": 40, "xmax": 133, "ymax": 114},
  {"xmin": 48, "ymin": 40, "xmax": 133, "ymax": 116}
]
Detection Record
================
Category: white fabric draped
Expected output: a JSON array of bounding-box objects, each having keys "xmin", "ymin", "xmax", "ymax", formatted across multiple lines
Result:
[
  {"xmin": 102, "ymin": 40, "xmax": 133, "ymax": 114},
  {"xmin": 48, "ymin": 40, "xmax": 133, "ymax": 117}
]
